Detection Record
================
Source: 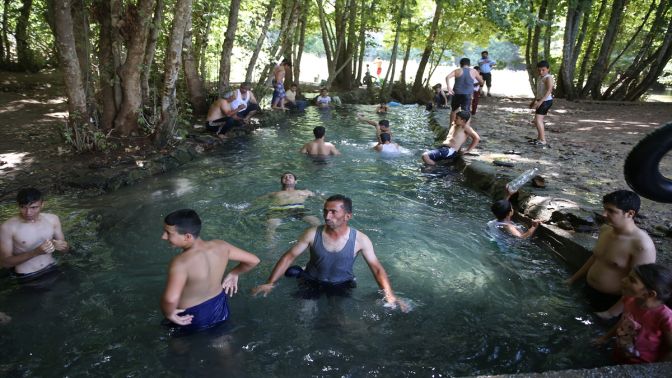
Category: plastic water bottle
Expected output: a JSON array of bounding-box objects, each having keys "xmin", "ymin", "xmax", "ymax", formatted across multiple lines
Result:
[{"xmin": 506, "ymin": 167, "xmax": 539, "ymax": 192}]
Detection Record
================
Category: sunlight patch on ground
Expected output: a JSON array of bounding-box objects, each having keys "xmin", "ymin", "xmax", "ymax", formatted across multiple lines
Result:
[
  {"xmin": 17, "ymin": 98, "xmax": 66, "ymax": 105},
  {"xmin": 0, "ymin": 152, "xmax": 32, "ymax": 169},
  {"xmin": 45, "ymin": 111, "xmax": 68, "ymax": 119}
]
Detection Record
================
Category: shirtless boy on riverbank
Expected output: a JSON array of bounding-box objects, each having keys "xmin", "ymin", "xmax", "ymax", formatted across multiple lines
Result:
[
  {"xmin": 422, "ymin": 110, "xmax": 480, "ymax": 165},
  {"xmin": 0, "ymin": 188, "xmax": 69, "ymax": 281},
  {"xmin": 161, "ymin": 209, "xmax": 259, "ymax": 332},
  {"xmin": 265, "ymin": 172, "xmax": 320, "ymax": 237},
  {"xmin": 300, "ymin": 126, "xmax": 340, "ymax": 156},
  {"xmin": 566, "ymin": 190, "xmax": 656, "ymax": 314}
]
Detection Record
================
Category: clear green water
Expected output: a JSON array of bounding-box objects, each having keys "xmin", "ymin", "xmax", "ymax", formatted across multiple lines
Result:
[{"xmin": 0, "ymin": 106, "xmax": 610, "ymax": 376}]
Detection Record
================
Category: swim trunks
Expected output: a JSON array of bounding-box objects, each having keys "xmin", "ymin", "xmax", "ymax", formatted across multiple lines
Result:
[
  {"xmin": 285, "ymin": 265, "xmax": 357, "ymax": 299},
  {"xmin": 11, "ymin": 263, "xmax": 59, "ymax": 283},
  {"xmin": 205, "ymin": 117, "xmax": 237, "ymax": 135},
  {"xmin": 426, "ymin": 146, "xmax": 457, "ymax": 162},
  {"xmin": 535, "ymin": 99, "xmax": 553, "ymax": 115},
  {"xmin": 172, "ymin": 290, "xmax": 229, "ymax": 333},
  {"xmin": 267, "ymin": 203, "xmax": 310, "ymax": 220},
  {"xmin": 481, "ymin": 72, "xmax": 492, "ymax": 87},
  {"xmin": 451, "ymin": 93, "xmax": 471, "ymax": 111},
  {"xmin": 583, "ymin": 283, "xmax": 621, "ymax": 312},
  {"xmin": 274, "ymin": 82, "xmax": 286, "ymax": 99}
]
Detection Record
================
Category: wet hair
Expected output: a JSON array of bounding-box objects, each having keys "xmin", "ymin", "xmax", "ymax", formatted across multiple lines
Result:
[
  {"xmin": 280, "ymin": 171, "xmax": 296, "ymax": 183},
  {"xmin": 537, "ymin": 60, "xmax": 550, "ymax": 69},
  {"xmin": 378, "ymin": 119, "xmax": 390, "ymax": 128},
  {"xmin": 460, "ymin": 58, "xmax": 471, "ymax": 66},
  {"xmin": 481, "ymin": 50, "xmax": 488, "ymax": 55},
  {"xmin": 456, "ymin": 110, "xmax": 471, "ymax": 122},
  {"xmin": 380, "ymin": 133, "xmax": 391, "ymax": 143},
  {"xmin": 313, "ymin": 126, "xmax": 326, "ymax": 138},
  {"xmin": 433, "ymin": 83, "xmax": 442, "ymax": 89},
  {"xmin": 633, "ymin": 264, "xmax": 672, "ymax": 305},
  {"xmin": 281, "ymin": 58, "xmax": 292, "ymax": 67},
  {"xmin": 491, "ymin": 200, "xmax": 513, "ymax": 221},
  {"xmin": 326, "ymin": 194, "xmax": 352, "ymax": 214},
  {"xmin": 603, "ymin": 190, "xmax": 640, "ymax": 214},
  {"xmin": 17, "ymin": 188, "xmax": 43, "ymax": 206},
  {"xmin": 164, "ymin": 209, "xmax": 202, "ymax": 237}
]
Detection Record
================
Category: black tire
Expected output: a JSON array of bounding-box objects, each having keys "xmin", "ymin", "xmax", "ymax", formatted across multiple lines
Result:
[{"xmin": 624, "ymin": 121, "xmax": 672, "ymax": 203}]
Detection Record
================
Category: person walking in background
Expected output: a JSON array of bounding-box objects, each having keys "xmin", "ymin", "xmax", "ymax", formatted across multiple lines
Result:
[{"xmin": 477, "ymin": 51, "xmax": 496, "ymax": 97}]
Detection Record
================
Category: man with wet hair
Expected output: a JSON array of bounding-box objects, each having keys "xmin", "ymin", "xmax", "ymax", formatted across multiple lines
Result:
[
  {"xmin": 300, "ymin": 126, "xmax": 341, "ymax": 156},
  {"xmin": 161, "ymin": 209, "xmax": 260, "ymax": 332},
  {"xmin": 252, "ymin": 195, "xmax": 406, "ymax": 310},
  {"xmin": 422, "ymin": 110, "xmax": 480, "ymax": 165},
  {"xmin": 445, "ymin": 57, "xmax": 484, "ymax": 125},
  {"xmin": 0, "ymin": 188, "xmax": 69, "ymax": 281},
  {"xmin": 489, "ymin": 199, "xmax": 540, "ymax": 239},
  {"xmin": 567, "ymin": 190, "xmax": 656, "ymax": 314},
  {"xmin": 265, "ymin": 172, "xmax": 321, "ymax": 238},
  {"xmin": 357, "ymin": 115, "xmax": 391, "ymax": 144}
]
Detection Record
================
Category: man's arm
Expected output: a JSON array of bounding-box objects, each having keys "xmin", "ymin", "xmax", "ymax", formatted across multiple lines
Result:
[
  {"xmin": 357, "ymin": 116, "xmax": 378, "ymax": 128},
  {"xmin": 161, "ymin": 260, "xmax": 193, "ymax": 325},
  {"xmin": 440, "ymin": 91, "xmax": 449, "ymax": 106},
  {"xmin": 222, "ymin": 242, "xmax": 261, "ymax": 296},
  {"xmin": 566, "ymin": 255, "xmax": 595, "ymax": 285},
  {"xmin": 300, "ymin": 143, "xmax": 309, "ymax": 154},
  {"xmin": 50, "ymin": 215, "xmax": 69, "ymax": 252},
  {"xmin": 249, "ymin": 92, "xmax": 258, "ymax": 104},
  {"xmin": 504, "ymin": 221, "xmax": 540, "ymax": 239},
  {"xmin": 0, "ymin": 223, "xmax": 54, "ymax": 268},
  {"xmin": 445, "ymin": 70, "xmax": 456, "ymax": 94},
  {"xmin": 630, "ymin": 232, "xmax": 656, "ymax": 267},
  {"xmin": 358, "ymin": 232, "xmax": 399, "ymax": 306},
  {"xmin": 462, "ymin": 124, "xmax": 480, "ymax": 153},
  {"xmin": 329, "ymin": 144, "xmax": 341, "ymax": 156},
  {"xmin": 251, "ymin": 227, "xmax": 315, "ymax": 296}
]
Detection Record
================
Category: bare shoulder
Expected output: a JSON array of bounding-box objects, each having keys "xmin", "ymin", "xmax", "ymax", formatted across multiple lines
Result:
[
  {"xmin": 634, "ymin": 227, "xmax": 655, "ymax": 250},
  {"xmin": 208, "ymin": 239, "xmax": 233, "ymax": 254},
  {"xmin": 42, "ymin": 213, "xmax": 61, "ymax": 224},
  {"xmin": 355, "ymin": 229, "xmax": 373, "ymax": 246},
  {"xmin": 0, "ymin": 216, "xmax": 20, "ymax": 231}
]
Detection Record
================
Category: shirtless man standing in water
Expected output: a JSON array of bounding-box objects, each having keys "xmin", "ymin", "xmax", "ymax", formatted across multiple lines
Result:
[
  {"xmin": 300, "ymin": 126, "xmax": 341, "ymax": 156},
  {"xmin": 567, "ymin": 190, "xmax": 656, "ymax": 314},
  {"xmin": 265, "ymin": 172, "xmax": 320, "ymax": 238},
  {"xmin": 0, "ymin": 188, "xmax": 69, "ymax": 280}
]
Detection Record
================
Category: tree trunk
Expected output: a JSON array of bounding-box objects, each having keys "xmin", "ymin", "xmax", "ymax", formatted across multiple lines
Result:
[
  {"xmin": 52, "ymin": 0, "xmax": 88, "ymax": 124},
  {"xmin": 196, "ymin": 11, "xmax": 211, "ymax": 84},
  {"xmin": 354, "ymin": 1, "xmax": 372, "ymax": 85},
  {"xmin": 557, "ymin": 0, "xmax": 585, "ymax": 100},
  {"xmin": 245, "ymin": 0, "xmax": 276, "ymax": 83},
  {"xmin": 399, "ymin": 21, "xmax": 413, "ymax": 87},
  {"xmin": 531, "ymin": 0, "xmax": 547, "ymax": 70},
  {"xmin": 543, "ymin": 2, "xmax": 555, "ymax": 59},
  {"xmin": 577, "ymin": 0, "xmax": 607, "ymax": 90},
  {"xmin": 71, "ymin": 0, "xmax": 93, "ymax": 116},
  {"xmin": 580, "ymin": 0, "xmax": 626, "ymax": 99},
  {"xmin": 381, "ymin": 0, "xmax": 406, "ymax": 93},
  {"xmin": 154, "ymin": 0, "xmax": 192, "ymax": 146},
  {"xmin": 141, "ymin": 0, "xmax": 163, "ymax": 107},
  {"xmin": 16, "ymin": 0, "xmax": 34, "ymax": 70},
  {"xmin": 182, "ymin": 13, "xmax": 207, "ymax": 115},
  {"xmin": 94, "ymin": 0, "xmax": 117, "ymax": 131},
  {"xmin": 332, "ymin": 0, "xmax": 354, "ymax": 89},
  {"xmin": 218, "ymin": 0, "xmax": 241, "ymax": 95},
  {"xmin": 293, "ymin": 0, "xmax": 308, "ymax": 84},
  {"xmin": 1, "ymin": 0, "xmax": 10, "ymax": 63},
  {"xmin": 113, "ymin": 0, "xmax": 157, "ymax": 136},
  {"xmin": 255, "ymin": 0, "xmax": 299, "ymax": 89},
  {"xmin": 412, "ymin": 0, "xmax": 442, "ymax": 96}
]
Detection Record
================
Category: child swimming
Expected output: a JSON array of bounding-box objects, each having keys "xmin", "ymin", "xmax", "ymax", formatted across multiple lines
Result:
[{"xmin": 594, "ymin": 263, "xmax": 672, "ymax": 363}]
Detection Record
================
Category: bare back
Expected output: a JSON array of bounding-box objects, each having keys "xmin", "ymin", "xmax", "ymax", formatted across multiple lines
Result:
[
  {"xmin": 172, "ymin": 240, "xmax": 232, "ymax": 308},
  {"xmin": 270, "ymin": 189, "xmax": 314, "ymax": 206},
  {"xmin": 206, "ymin": 99, "xmax": 232, "ymax": 121},
  {"xmin": 587, "ymin": 225, "xmax": 656, "ymax": 294},
  {"xmin": 301, "ymin": 140, "xmax": 340, "ymax": 156},
  {"xmin": 0, "ymin": 214, "xmax": 60, "ymax": 274},
  {"xmin": 443, "ymin": 123, "xmax": 473, "ymax": 150},
  {"xmin": 274, "ymin": 65, "xmax": 286, "ymax": 83}
]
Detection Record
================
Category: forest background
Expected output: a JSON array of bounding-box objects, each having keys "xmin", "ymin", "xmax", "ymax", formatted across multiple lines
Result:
[{"xmin": 1, "ymin": 0, "xmax": 671, "ymax": 152}]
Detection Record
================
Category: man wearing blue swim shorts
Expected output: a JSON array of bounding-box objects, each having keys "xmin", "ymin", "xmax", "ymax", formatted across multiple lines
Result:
[
  {"xmin": 422, "ymin": 110, "xmax": 480, "ymax": 165},
  {"xmin": 252, "ymin": 195, "xmax": 407, "ymax": 311},
  {"xmin": 161, "ymin": 209, "xmax": 260, "ymax": 332},
  {"xmin": 272, "ymin": 59, "xmax": 292, "ymax": 110}
]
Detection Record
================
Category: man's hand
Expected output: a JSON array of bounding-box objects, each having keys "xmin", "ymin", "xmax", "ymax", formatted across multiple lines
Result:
[
  {"xmin": 251, "ymin": 283, "xmax": 275, "ymax": 297},
  {"xmin": 237, "ymin": 104, "xmax": 245, "ymax": 111},
  {"xmin": 167, "ymin": 309, "xmax": 193, "ymax": 326},
  {"xmin": 222, "ymin": 273, "xmax": 239, "ymax": 296},
  {"xmin": 36, "ymin": 240, "xmax": 55, "ymax": 255},
  {"xmin": 384, "ymin": 295, "xmax": 410, "ymax": 313},
  {"xmin": 447, "ymin": 89, "xmax": 454, "ymax": 96},
  {"xmin": 52, "ymin": 239, "xmax": 69, "ymax": 252}
]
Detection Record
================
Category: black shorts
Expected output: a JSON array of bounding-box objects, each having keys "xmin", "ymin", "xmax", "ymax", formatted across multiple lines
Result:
[
  {"xmin": 481, "ymin": 72, "xmax": 492, "ymax": 87},
  {"xmin": 535, "ymin": 100, "xmax": 553, "ymax": 115},
  {"xmin": 451, "ymin": 94, "xmax": 471, "ymax": 111},
  {"xmin": 583, "ymin": 283, "xmax": 621, "ymax": 312}
]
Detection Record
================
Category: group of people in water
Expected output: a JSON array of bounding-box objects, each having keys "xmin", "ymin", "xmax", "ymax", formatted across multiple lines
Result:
[{"xmin": 1, "ymin": 54, "xmax": 671, "ymax": 366}]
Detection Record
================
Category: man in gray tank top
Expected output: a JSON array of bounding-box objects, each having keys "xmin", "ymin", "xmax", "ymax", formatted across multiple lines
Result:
[
  {"xmin": 252, "ymin": 195, "xmax": 406, "ymax": 310},
  {"xmin": 445, "ymin": 58, "xmax": 484, "ymax": 126}
]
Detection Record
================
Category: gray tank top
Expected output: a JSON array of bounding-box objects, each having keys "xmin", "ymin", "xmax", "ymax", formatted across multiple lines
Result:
[
  {"xmin": 454, "ymin": 67, "xmax": 474, "ymax": 95},
  {"xmin": 304, "ymin": 226, "xmax": 357, "ymax": 283}
]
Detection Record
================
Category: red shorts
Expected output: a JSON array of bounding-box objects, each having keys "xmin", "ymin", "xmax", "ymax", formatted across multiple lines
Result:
[{"xmin": 376, "ymin": 67, "xmax": 382, "ymax": 76}]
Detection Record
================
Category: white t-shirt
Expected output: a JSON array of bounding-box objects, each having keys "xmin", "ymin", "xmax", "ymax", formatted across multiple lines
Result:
[{"xmin": 317, "ymin": 95, "xmax": 331, "ymax": 105}]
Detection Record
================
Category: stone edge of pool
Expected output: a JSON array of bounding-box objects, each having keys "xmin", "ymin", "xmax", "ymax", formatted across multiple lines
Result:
[{"xmin": 470, "ymin": 361, "xmax": 672, "ymax": 378}]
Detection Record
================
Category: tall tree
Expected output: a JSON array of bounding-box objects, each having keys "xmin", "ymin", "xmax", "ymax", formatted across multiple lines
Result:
[
  {"xmin": 141, "ymin": 0, "xmax": 163, "ymax": 107},
  {"xmin": 381, "ymin": 0, "xmax": 406, "ymax": 94},
  {"xmin": 245, "ymin": 0, "xmax": 277, "ymax": 83},
  {"xmin": 16, "ymin": 0, "xmax": 34, "ymax": 69},
  {"xmin": 93, "ymin": 0, "xmax": 117, "ymax": 131},
  {"xmin": 154, "ymin": 0, "xmax": 192, "ymax": 146},
  {"xmin": 412, "ymin": 0, "xmax": 443, "ymax": 96},
  {"xmin": 113, "ymin": 0, "xmax": 157, "ymax": 136},
  {"xmin": 218, "ymin": 0, "xmax": 241, "ymax": 94},
  {"xmin": 182, "ymin": 12, "xmax": 207, "ymax": 115}
]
